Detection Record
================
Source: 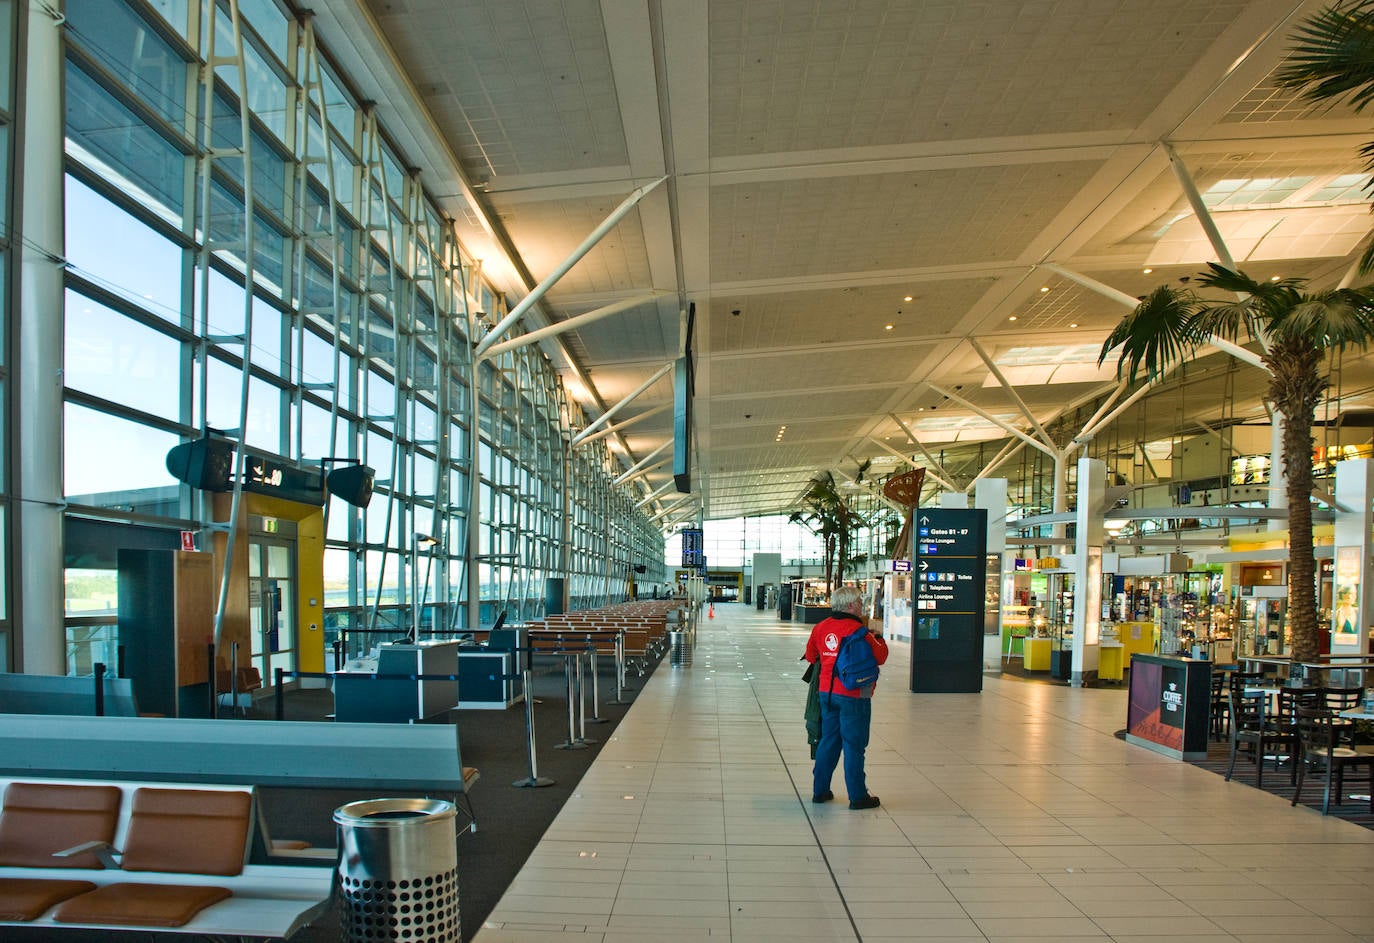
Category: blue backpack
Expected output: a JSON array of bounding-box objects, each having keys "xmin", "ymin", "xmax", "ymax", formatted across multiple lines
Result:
[{"xmin": 832, "ymin": 626, "xmax": 879, "ymax": 690}]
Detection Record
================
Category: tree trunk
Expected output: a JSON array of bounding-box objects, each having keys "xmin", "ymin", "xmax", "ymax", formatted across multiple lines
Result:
[{"xmin": 1266, "ymin": 338, "xmax": 1326, "ymax": 664}]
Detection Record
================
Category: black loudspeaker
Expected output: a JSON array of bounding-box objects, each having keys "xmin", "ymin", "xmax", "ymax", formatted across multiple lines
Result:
[
  {"xmin": 633, "ymin": 564, "xmax": 647, "ymax": 574},
  {"xmin": 326, "ymin": 465, "xmax": 375, "ymax": 508},
  {"xmin": 165, "ymin": 438, "xmax": 235, "ymax": 492}
]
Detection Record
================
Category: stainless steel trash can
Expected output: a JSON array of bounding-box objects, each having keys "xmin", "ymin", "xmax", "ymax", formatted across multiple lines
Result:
[
  {"xmin": 334, "ymin": 797, "xmax": 460, "ymax": 942},
  {"xmin": 669, "ymin": 629, "xmax": 691, "ymax": 667}
]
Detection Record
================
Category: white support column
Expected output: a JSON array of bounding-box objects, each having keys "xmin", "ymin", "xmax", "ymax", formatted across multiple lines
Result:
[
  {"xmin": 975, "ymin": 478, "xmax": 1008, "ymax": 671},
  {"xmin": 15, "ymin": 5, "xmax": 66, "ymax": 672},
  {"xmin": 1331, "ymin": 459, "xmax": 1374, "ymax": 658},
  {"xmin": 1268, "ymin": 414, "xmax": 1287, "ymax": 531},
  {"xmin": 1072, "ymin": 457, "xmax": 1106, "ymax": 687}
]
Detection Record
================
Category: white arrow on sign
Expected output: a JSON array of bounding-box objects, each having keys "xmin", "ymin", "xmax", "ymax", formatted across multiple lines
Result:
[{"xmin": 919, "ymin": 561, "xmax": 928, "ymax": 571}]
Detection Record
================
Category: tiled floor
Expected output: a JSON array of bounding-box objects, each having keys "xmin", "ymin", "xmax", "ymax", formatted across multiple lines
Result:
[{"xmin": 474, "ymin": 606, "xmax": 1374, "ymax": 942}]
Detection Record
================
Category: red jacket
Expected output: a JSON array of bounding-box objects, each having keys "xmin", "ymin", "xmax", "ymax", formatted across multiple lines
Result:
[{"xmin": 805, "ymin": 612, "xmax": 889, "ymax": 697}]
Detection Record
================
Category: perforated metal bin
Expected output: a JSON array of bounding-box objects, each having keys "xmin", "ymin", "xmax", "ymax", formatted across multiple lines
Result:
[
  {"xmin": 334, "ymin": 797, "xmax": 459, "ymax": 942},
  {"xmin": 670, "ymin": 629, "xmax": 692, "ymax": 667}
]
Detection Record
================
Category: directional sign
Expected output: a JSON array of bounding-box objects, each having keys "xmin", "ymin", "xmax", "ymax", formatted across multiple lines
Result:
[{"xmin": 911, "ymin": 508, "xmax": 988, "ymax": 694}]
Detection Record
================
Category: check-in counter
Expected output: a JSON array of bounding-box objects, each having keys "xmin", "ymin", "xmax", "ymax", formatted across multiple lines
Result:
[
  {"xmin": 456, "ymin": 648, "xmax": 519, "ymax": 709},
  {"xmin": 333, "ymin": 640, "xmax": 460, "ymax": 723}
]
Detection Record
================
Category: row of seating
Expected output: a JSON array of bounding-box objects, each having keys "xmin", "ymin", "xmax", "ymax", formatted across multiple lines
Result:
[
  {"xmin": 1220, "ymin": 672, "xmax": 1373, "ymax": 815},
  {"xmin": 0, "ymin": 778, "xmax": 332, "ymax": 936},
  {"xmin": 526, "ymin": 602, "xmax": 681, "ymax": 675}
]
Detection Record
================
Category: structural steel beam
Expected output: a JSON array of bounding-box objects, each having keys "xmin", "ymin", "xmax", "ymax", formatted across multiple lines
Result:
[{"xmin": 570, "ymin": 361, "xmax": 674, "ymax": 446}]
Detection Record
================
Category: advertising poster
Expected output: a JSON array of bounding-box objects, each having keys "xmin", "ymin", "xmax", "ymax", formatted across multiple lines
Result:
[
  {"xmin": 1126, "ymin": 659, "xmax": 1184, "ymax": 752},
  {"xmin": 1333, "ymin": 545, "xmax": 1360, "ymax": 638}
]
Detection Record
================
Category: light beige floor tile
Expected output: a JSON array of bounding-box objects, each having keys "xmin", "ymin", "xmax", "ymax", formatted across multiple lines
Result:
[{"xmin": 480, "ymin": 610, "xmax": 1374, "ymax": 942}]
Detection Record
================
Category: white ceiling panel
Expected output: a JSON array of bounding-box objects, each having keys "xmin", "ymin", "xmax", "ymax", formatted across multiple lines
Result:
[{"xmin": 328, "ymin": 0, "xmax": 1374, "ymax": 522}]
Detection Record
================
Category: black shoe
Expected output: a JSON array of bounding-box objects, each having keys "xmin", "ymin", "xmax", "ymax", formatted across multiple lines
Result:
[
  {"xmin": 849, "ymin": 795, "xmax": 880, "ymax": 810},
  {"xmin": 811, "ymin": 790, "xmax": 833, "ymax": 803}
]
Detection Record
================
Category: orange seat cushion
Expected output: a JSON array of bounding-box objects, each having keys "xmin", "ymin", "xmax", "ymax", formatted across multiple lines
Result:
[
  {"xmin": 120, "ymin": 788, "xmax": 252, "ymax": 876},
  {"xmin": 52, "ymin": 882, "xmax": 231, "ymax": 928},
  {"xmin": 0, "ymin": 782, "xmax": 122, "ymax": 869},
  {"xmin": 0, "ymin": 877, "xmax": 98, "ymax": 921}
]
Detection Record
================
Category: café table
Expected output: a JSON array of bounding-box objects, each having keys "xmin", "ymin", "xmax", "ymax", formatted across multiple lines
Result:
[{"xmin": 1337, "ymin": 703, "xmax": 1374, "ymax": 801}]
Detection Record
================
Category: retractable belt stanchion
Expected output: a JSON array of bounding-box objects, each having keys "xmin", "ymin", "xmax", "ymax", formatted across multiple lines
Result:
[
  {"xmin": 93, "ymin": 662, "xmax": 106, "ymax": 717},
  {"xmin": 574, "ymin": 641, "xmax": 596, "ymax": 745},
  {"xmin": 553, "ymin": 641, "xmax": 586, "ymax": 751},
  {"xmin": 614, "ymin": 634, "xmax": 627, "ymax": 702},
  {"xmin": 513, "ymin": 643, "xmax": 554, "ymax": 787},
  {"xmin": 275, "ymin": 667, "xmax": 286, "ymax": 720},
  {"xmin": 586, "ymin": 634, "xmax": 606, "ymax": 724}
]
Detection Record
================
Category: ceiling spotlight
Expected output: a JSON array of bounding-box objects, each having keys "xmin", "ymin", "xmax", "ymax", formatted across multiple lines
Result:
[
  {"xmin": 1040, "ymin": 286, "xmax": 1050, "ymax": 293},
  {"xmin": 903, "ymin": 295, "xmax": 913, "ymax": 302},
  {"xmin": 1069, "ymin": 322, "xmax": 1078, "ymax": 328},
  {"xmin": 1142, "ymin": 267, "xmax": 1153, "ymax": 274},
  {"xmin": 884, "ymin": 324, "xmax": 894, "ymax": 331},
  {"xmin": 1270, "ymin": 275, "xmax": 1281, "ymax": 282},
  {"xmin": 1008, "ymin": 315, "xmax": 1018, "ymax": 321}
]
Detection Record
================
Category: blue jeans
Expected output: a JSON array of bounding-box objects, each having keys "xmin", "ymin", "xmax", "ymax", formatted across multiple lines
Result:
[{"xmin": 813, "ymin": 692, "xmax": 872, "ymax": 801}]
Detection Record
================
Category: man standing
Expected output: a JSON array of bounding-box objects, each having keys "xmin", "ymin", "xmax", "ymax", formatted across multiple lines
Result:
[{"xmin": 804, "ymin": 585, "xmax": 889, "ymax": 809}]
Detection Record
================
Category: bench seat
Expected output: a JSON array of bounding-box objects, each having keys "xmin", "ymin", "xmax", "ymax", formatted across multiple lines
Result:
[{"xmin": 0, "ymin": 778, "xmax": 332, "ymax": 939}]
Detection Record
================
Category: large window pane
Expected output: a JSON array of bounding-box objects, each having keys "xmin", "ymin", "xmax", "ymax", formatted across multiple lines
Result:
[
  {"xmin": 66, "ymin": 175, "xmax": 183, "ymax": 322},
  {"xmin": 65, "ymin": 0, "xmax": 189, "ymax": 128},
  {"xmin": 63, "ymin": 403, "xmax": 180, "ymax": 512},
  {"xmin": 64, "ymin": 289, "xmax": 181, "ymax": 420},
  {"xmin": 65, "ymin": 60, "xmax": 186, "ymax": 224}
]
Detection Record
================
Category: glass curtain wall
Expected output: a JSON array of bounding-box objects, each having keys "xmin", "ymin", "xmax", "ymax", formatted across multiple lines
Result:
[
  {"xmin": 0, "ymin": 0, "xmax": 12, "ymax": 669},
  {"xmin": 56, "ymin": 0, "xmax": 662, "ymax": 666}
]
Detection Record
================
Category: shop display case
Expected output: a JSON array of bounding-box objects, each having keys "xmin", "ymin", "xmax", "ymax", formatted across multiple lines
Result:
[{"xmin": 1234, "ymin": 590, "xmax": 1288, "ymax": 656}]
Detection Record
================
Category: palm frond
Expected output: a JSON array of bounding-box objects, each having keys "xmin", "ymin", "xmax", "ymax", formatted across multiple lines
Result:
[
  {"xmin": 1098, "ymin": 283, "xmax": 1201, "ymax": 382},
  {"xmin": 1192, "ymin": 263, "xmax": 1305, "ymax": 339},
  {"xmin": 1271, "ymin": 288, "xmax": 1374, "ymax": 350},
  {"xmin": 1275, "ymin": 2, "xmax": 1374, "ymax": 112}
]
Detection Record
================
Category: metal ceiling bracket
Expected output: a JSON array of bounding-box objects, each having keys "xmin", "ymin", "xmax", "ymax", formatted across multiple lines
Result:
[
  {"xmin": 570, "ymin": 361, "xmax": 674, "ymax": 446},
  {"xmin": 476, "ymin": 291, "xmax": 667, "ymax": 363},
  {"xmin": 473, "ymin": 175, "xmax": 669, "ymax": 360}
]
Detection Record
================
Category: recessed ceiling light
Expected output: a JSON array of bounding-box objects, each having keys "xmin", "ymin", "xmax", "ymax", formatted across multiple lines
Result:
[
  {"xmin": 1040, "ymin": 286, "xmax": 1050, "ymax": 293},
  {"xmin": 903, "ymin": 295, "xmax": 913, "ymax": 302},
  {"xmin": 918, "ymin": 407, "xmax": 925, "ymax": 412},
  {"xmin": 1069, "ymin": 322, "xmax": 1078, "ymax": 328},
  {"xmin": 1142, "ymin": 267, "xmax": 1153, "ymax": 274},
  {"xmin": 1008, "ymin": 315, "xmax": 1018, "ymax": 321},
  {"xmin": 884, "ymin": 324, "xmax": 894, "ymax": 331},
  {"xmin": 1270, "ymin": 275, "xmax": 1281, "ymax": 282}
]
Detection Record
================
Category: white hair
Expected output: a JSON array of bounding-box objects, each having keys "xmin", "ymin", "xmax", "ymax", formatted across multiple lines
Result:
[{"xmin": 829, "ymin": 585, "xmax": 863, "ymax": 614}]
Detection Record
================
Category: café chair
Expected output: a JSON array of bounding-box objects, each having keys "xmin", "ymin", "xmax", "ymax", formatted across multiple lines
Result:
[
  {"xmin": 1321, "ymin": 686, "xmax": 1363, "ymax": 747},
  {"xmin": 1226, "ymin": 689, "xmax": 1296, "ymax": 788},
  {"xmin": 1291, "ymin": 706, "xmax": 1374, "ymax": 816},
  {"xmin": 1208, "ymin": 670, "xmax": 1229, "ymax": 741}
]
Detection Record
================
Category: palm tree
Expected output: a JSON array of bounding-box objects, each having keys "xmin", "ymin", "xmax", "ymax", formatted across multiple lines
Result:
[
  {"xmin": 1276, "ymin": 1, "xmax": 1374, "ymax": 271},
  {"xmin": 1099, "ymin": 263, "xmax": 1374, "ymax": 663},
  {"xmin": 789, "ymin": 471, "xmax": 867, "ymax": 594}
]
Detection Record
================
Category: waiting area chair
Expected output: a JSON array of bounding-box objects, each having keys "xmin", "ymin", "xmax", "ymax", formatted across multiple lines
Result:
[
  {"xmin": 215, "ymin": 662, "xmax": 263, "ymax": 718},
  {"xmin": 1291, "ymin": 706, "xmax": 1374, "ymax": 816}
]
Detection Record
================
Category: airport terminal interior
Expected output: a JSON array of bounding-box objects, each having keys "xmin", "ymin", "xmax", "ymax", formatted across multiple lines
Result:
[{"xmin": 4, "ymin": 0, "xmax": 1374, "ymax": 940}]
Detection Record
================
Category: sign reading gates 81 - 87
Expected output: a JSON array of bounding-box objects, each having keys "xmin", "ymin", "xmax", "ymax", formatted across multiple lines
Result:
[{"xmin": 681, "ymin": 528, "xmax": 704, "ymax": 567}]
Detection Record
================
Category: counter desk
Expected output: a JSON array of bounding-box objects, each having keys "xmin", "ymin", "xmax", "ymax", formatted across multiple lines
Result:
[
  {"xmin": 1124, "ymin": 653, "xmax": 1211, "ymax": 760},
  {"xmin": 333, "ymin": 640, "xmax": 461, "ymax": 723}
]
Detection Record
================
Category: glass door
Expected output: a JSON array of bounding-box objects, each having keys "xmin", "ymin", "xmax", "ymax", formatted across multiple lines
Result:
[{"xmin": 248, "ymin": 537, "xmax": 296, "ymax": 689}]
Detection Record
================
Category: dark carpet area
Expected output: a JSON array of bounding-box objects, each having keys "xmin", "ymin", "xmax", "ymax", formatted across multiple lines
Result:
[
  {"xmin": 7, "ymin": 649, "xmax": 661, "ymax": 943},
  {"xmin": 1187, "ymin": 738, "xmax": 1374, "ymax": 830}
]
